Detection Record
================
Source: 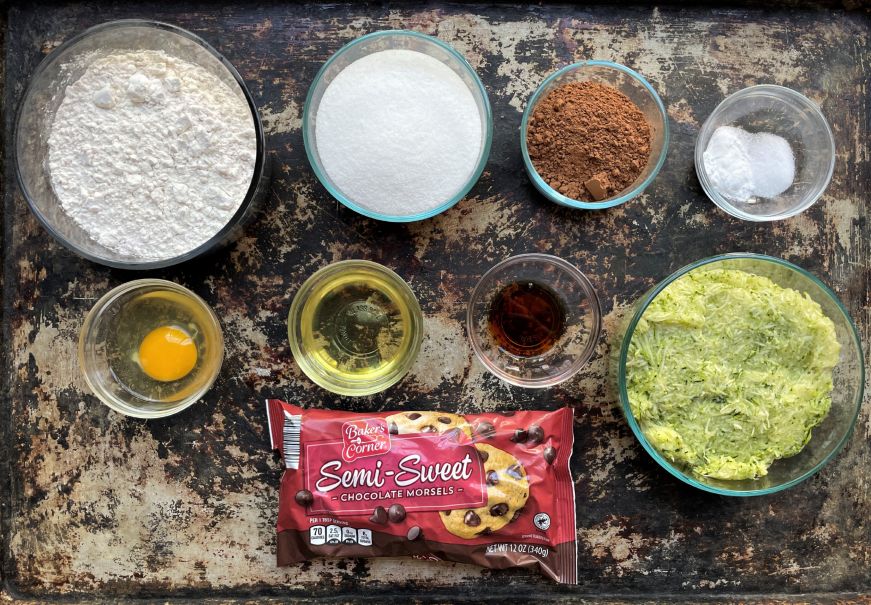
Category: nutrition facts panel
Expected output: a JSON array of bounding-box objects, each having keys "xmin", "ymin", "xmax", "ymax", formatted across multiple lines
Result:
[{"xmin": 309, "ymin": 525, "xmax": 372, "ymax": 546}]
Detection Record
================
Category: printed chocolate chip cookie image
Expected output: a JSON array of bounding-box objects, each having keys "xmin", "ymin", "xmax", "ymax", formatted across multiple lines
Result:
[
  {"xmin": 439, "ymin": 443, "xmax": 529, "ymax": 539},
  {"xmin": 385, "ymin": 411, "xmax": 472, "ymax": 437}
]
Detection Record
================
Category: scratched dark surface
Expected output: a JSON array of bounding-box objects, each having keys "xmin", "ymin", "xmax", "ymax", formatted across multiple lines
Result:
[{"xmin": 1, "ymin": 2, "xmax": 869, "ymax": 603}]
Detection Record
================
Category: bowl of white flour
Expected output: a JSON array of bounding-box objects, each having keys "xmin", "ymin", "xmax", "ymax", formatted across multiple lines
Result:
[
  {"xmin": 15, "ymin": 20, "xmax": 266, "ymax": 268},
  {"xmin": 303, "ymin": 30, "xmax": 492, "ymax": 222}
]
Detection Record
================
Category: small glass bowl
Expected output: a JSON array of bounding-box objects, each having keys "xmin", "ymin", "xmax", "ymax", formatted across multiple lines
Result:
[
  {"xmin": 79, "ymin": 279, "xmax": 225, "ymax": 419},
  {"xmin": 520, "ymin": 60, "xmax": 669, "ymax": 210},
  {"xmin": 303, "ymin": 30, "xmax": 493, "ymax": 222},
  {"xmin": 288, "ymin": 260, "xmax": 424, "ymax": 396},
  {"xmin": 467, "ymin": 254, "xmax": 601, "ymax": 388},
  {"xmin": 695, "ymin": 85, "xmax": 835, "ymax": 221},
  {"xmin": 15, "ymin": 20, "xmax": 268, "ymax": 269},
  {"xmin": 615, "ymin": 253, "xmax": 864, "ymax": 496}
]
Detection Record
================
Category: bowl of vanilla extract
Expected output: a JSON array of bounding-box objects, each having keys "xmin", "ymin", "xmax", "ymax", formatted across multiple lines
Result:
[{"xmin": 467, "ymin": 254, "xmax": 601, "ymax": 388}]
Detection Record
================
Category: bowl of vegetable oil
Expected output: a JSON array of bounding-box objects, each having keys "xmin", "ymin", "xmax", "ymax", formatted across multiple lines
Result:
[
  {"xmin": 288, "ymin": 260, "xmax": 423, "ymax": 396},
  {"xmin": 79, "ymin": 279, "xmax": 224, "ymax": 418}
]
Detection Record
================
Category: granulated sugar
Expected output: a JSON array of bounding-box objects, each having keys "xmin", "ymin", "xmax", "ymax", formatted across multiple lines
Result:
[
  {"xmin": 315, "ymin": 49, "xmax": 483, "ymax": 217},
  {"xmin": 703, "ymin": 125, "xmax": 795, "ymax": 203}
]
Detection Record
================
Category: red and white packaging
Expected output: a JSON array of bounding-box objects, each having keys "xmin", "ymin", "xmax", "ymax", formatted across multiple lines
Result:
[{"xmin": 266, "ymin": 400, "xmax": 577, "ymax": 583}]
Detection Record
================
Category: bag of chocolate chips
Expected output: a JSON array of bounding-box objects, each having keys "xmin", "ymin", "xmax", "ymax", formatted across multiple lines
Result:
[{"xmin": 265, "ymin": 400, "xmax": 578, "ymax": 583}]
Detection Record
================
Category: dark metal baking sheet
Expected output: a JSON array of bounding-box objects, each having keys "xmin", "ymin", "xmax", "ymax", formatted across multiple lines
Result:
[{"xmin": 1, "ymin": 2, "xmax": 869, "ymax": 602}]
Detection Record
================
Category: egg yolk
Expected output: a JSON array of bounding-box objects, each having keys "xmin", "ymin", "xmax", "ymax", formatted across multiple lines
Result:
[{"xmin": 138, "ymin": 325, "xmax": 197, "ymax": 382}]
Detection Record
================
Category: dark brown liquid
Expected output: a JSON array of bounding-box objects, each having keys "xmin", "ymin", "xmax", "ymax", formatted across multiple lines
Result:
[{"xmin": 487, "ymin": 281, "xmax": 566, "ymax": 357}]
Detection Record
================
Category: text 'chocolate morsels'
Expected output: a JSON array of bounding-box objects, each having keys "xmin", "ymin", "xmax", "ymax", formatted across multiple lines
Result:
[{"xmin": 265, "ymin": 401, "xmax": 578, "ymax": 584}]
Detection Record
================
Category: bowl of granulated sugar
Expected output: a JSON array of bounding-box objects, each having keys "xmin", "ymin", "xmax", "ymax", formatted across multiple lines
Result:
[
  {"xmin": 15, "ymin": 20, "xmax": 267, "ymax": 269},
  {"xmin": 303, "ymin": 30, "xmax": 493, "ymax": 222}
]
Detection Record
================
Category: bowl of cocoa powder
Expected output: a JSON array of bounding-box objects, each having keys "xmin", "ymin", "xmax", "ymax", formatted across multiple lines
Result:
[{"xmin": 521, "ymin": 60, "xmax": 669, "ymax": 209}]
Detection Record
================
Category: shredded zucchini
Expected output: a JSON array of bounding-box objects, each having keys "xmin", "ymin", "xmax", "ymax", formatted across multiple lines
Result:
[{"xmin": 626, "ymin": 268, "xmax": 840, "ymax": 480}]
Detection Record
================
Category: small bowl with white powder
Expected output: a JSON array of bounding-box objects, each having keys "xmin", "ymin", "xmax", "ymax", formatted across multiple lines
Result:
[
  {"xmin": 303, "ymin": 30, "xmax": 492, "ymax": 222},
  {"xmin": 695, "ymin": 85, "xmax": 834, "ymax": 221},
  {"xmin": 15, "ymin": 20, "xmax": 267, "ymax": 268}
]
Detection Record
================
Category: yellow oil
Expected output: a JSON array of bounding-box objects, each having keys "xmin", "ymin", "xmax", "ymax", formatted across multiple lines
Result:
[
  {"xmin": 106, "ymin": 289, "xmax": 220, "ymax": 403},
  {"xmin": 299, "ymin": 271, "xmax": 415, "ymax": 383}
]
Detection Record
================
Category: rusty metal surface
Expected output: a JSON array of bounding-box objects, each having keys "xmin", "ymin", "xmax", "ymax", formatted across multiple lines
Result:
[{"xmin": 1, "ymin": 1, "xmax": 869, "ymax": 602}]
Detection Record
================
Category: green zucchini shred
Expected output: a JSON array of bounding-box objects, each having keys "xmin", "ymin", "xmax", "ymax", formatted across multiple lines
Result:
[{"xmin": 626, "ymin": 268, "xmax": 840, "ymax": 481}]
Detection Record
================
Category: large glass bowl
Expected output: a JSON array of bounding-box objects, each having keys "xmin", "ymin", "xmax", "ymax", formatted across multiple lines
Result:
[
  {"xmin": 520, "ymin": 60, "xmax": 669, "ymax": 210},
  {"xmin": 303, "ymin": 30, "xmax": 493, "ymax": 222},
  {"xmin": 695, "ymin": 85, "xmax": 835, "ymax": 221},
  {"xmin": 615, "ymin": 253, "xmax": 864, "ymax": 495},
  {"xmin": 79, "ymin": 279, "xmax": 224, "ymax": 419},
  {"xmin": 468, "ymin": 254, "xmax": 601, "ymax": 388},
  {"xmin": 15, "ymin": 20, "xmax": 268, "ymax": 269}
]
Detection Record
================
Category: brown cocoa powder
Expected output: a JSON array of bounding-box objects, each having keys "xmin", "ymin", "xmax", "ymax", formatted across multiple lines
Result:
[{"xmin": 526, "ymin": 81, "xmax": 651, "ymax": 202}]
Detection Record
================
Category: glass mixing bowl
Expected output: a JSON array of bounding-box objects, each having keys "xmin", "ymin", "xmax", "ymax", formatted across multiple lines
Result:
[
  {"xmin": 615, "ymin": 253, "xmax": 864, "ymax": 495},
  {"xmin": 468, "ymin": 254, "xmax": 601, "ymax": 388},
  {"xmin": 695, "ymin": 85, "xmax": 835, "ymax": 221},
  {"xmin": 15, "ymin": 19, "xmax": 268, "ymax": 269},
  {"xmin": 288, "ymin": 260, "xmax": 424, "ymax": 396},
  {"xmin": 79, "ymin": 279, "xmax": 225, "ymax": 419},
  {"xmin": 303, "ymin": 30, "xmax": 493, "ymax": 222},
  {"xmin": 520, "ymin": 60, "xmax": 669, "ymax": 210}
]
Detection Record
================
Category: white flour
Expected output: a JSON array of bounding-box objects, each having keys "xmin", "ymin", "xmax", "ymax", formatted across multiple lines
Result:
[
  {"xmin": 315, "ymin": 49, "xmax": 483, "ymax": 217},
  {"xmin": 48, "ymin": 50, "xmax": 256, "ymax": 260}
]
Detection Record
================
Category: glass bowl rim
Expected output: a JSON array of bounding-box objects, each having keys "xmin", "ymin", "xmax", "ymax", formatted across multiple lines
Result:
[
  {"xmin": 302, "ymin": 29, "xmax": 494, "ymax": 223},
  {"xmin": 78, "ymin": 278, "xmax": 225, "ymax": 419},
  {"xmin": 287, "ymin": 259, "xmax": 425, "ymax": 396},
  {"xmin": 14, "ymin": 18, "xmax": 267, "ymax": 270},
  {"xmin": 693, "ymin": 84, "xmax": 836, "ymax": 222},
  {"xmin": 616, "ymin": 252, "xmax": 865, "ymax": 496},
  {"xmin": 519, "ymin": 60, "xmax": 670, "ymax": 210},
  {"xmin": 467, "ymin": 252, "xmax": 602, "ymax": 388}
]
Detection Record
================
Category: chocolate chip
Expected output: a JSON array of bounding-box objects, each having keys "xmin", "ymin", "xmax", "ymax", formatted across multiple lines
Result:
[
  {"xmin": 443, "ymin": 510, "xmax": 450, "ymax": 516},
  {"xmin": 437, "ymin": 416, "xmax": 452, "ymax": 424},
  {"xmin": 501, "ymin": 410, "xmax": 516, "ymax": 417},
  {"xmin": 543, "ymin": 446, "xmax": 557, "ymax": 465},
  {"xmin": 443, "ymin": 427, "xmax": 462, "ymax": 441},
  {"xmin": 420, "ymin": 425, "xmax": 437, "ymax": 433},
  {"xmin": 486, "ymin": 470, "xmax": 499, "ymax": 486},
  {"xmin": 528, "ymin": 424, "xmax": 544, "ymax": 445},
  {"xmin": 477, "ymin": 449, "xmax": 489, "ymax": 463},
  {"xmin": 478, "ymin": 527, "xmax": 493, "ymax": 536},
  {"xmin": 489, "ymin": 503, "xmax": 509, "ymax": 517},
  {"xmin": 369, "ymin": 506, "xmax": 387, "ymax": 525},
  {"xmin": 388, "ymin": 421, "xmax": 398, "ymax": 435},
  {"xmin": 511, "ymin": 509, "xmax": 523, "ymax": 522},
  {"xmin": 464, "ymin": 511, "xmax": 481, "ymax": 527},
  {"xmin": 474, "ymin": 421, "xmax": 495, "ymax": 438},
  {"xmin": 406, "ymin": 412, "xmax": 421, "ymax": 420},
  {"xmin": 407, "ymin": 526, "xmax": 422, "ymax": 541},
  {"xmin": 294, "ymin": 489, "xmax": 313, "ymax": 507},
  {"xmin": 511, "ymin": 428, "xmax": 528, "ymax": 443},
  {"xmin": 388, "ymin": 503, "xmax": 406, "ymax": 523},
  {"xmin": 506, "ymin": 464, "xmax": 523, "ymax": 480}
]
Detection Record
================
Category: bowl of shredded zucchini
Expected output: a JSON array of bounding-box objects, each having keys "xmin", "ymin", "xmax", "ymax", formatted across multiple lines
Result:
[{"xmin": 616, "ymin": 253, "xmax": 864, "ymax": 495}]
